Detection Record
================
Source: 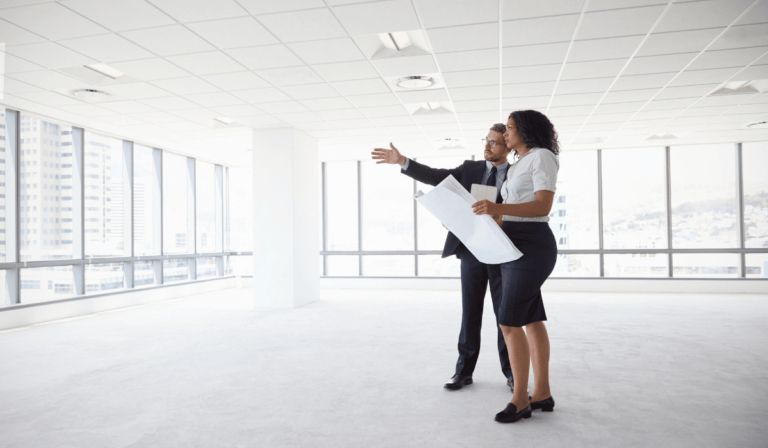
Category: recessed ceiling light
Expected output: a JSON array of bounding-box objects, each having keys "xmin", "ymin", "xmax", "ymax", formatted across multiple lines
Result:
[
  {"xmin": 397, "ymin": 76, "xmax": 434, "ymax": 89},
  {"xmin": 710, "ymin": 79, "xmax": 767, "ymax": 96},
  {"xmin": 378, "ymin": 32, "xmax": 411, "ymax": 51},
  {"xmin": 71, "ymin": 89, "xmax": 112, "ymax": 101},
  {"xmin": 84, "ymin": 64, "xmax": 124, "ymax": 79}
]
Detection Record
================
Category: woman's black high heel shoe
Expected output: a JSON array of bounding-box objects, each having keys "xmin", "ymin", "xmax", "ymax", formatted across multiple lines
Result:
[
  {"xmin": 528, "ymin": 395, "xmax": 555, "ymax": 412},
  {"xmin": 494, "ymin": 403, "xmax": 532, "ymax": 423}
]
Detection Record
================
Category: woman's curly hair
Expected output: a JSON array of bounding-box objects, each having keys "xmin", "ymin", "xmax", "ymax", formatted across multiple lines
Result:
[{"xmin": 508, "ymin": 110, "xmax": 560, "ymax": 158}]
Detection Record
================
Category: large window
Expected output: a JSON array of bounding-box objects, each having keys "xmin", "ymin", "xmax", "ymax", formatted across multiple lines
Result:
[
  {"xmin": 360, "ymin": 160, "xmax": 414, "ymax": 251},
  {"xmin": 163, "ymin": 152, "xmax": 189, "ymax": 254},
  {"xmin": 84, "ymin": 132, "xmax": 124, "ymax": 257},
  {"xmin": 0, "ymin": 110, "xmax": 6, "ymax": 262},
  {"xmin": 229, "ymin": 166, "xmax": 252, "ymax": 252},
  {"xmin": 550, "ymin": 150, "xmax": 599, "ymax": 250},
  {"xmin": 196, "ymin": 161, "xmax": 215, "ymax": 253},
  {"xmin": 325, "ymin": 161, "xmax": 358, "ymax": 251},
  {"xmin": 134, "ymin": 145, "xmax": 157, "ymax": 256},
  {"xmin": 743, "ymin": 142, "xmax": 768, "ymax": 249}
]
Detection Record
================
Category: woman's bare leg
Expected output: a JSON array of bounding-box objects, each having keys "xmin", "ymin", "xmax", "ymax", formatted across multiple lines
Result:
[
  {"xmin": 500, "ymin": 325, "xmax": 530, "ymax": 410},
  {"xmin": 525, "ymin": 321, "xmax": 551, "ymax": 401}
]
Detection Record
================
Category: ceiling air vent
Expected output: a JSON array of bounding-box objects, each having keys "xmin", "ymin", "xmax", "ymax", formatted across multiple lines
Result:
[
  {"xmin": 645, "ymin": 133, "xmax": 678, "ymax": 141},
  {"xmin": 710, "ymin": 80, "xmax": 767, "ymax": 96},
  {"xmin": 71, "ymin": 89, "xmax": 111, "ymax": 101}
]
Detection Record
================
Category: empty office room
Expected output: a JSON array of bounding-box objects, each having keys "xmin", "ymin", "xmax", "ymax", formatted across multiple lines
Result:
[{"xmin": 1, "ymin": 0, "xmax": 767, "ymax": 446}]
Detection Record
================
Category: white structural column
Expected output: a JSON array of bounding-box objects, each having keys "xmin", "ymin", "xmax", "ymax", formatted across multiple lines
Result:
[{"xmin": 252, "ymin": 127, "xmax": 319, "ymax": 308}]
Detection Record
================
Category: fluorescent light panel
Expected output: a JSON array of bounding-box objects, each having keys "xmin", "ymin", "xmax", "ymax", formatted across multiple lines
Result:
[{"xmin": 84, "ymin": 63, "xmax": 124, "ymax": 79}]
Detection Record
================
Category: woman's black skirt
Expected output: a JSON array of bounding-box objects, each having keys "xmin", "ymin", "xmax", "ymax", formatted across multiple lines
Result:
[{"xmin": 498, "ymin": 221, "xmax": 558, "ymax": 327}]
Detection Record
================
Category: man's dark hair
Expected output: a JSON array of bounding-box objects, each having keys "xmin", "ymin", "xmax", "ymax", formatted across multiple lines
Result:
[
  {"xmin": 508, "ymin": 110, "xmax": 560, "ymax": 157},
  {"xmin": 490, "ymin": 123, "xmax": 506, "ymax": 134}
]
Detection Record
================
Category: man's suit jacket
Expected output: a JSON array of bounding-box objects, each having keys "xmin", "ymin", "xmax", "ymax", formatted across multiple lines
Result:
[{"xmin": 402, "ymin": 159, "xmax": 502, "ymax": 259}]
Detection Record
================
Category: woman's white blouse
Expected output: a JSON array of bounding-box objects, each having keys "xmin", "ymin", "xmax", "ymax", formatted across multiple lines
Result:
[{"xmin": 500, "ymin": 148, "xmax": 559, "ymax": 222}]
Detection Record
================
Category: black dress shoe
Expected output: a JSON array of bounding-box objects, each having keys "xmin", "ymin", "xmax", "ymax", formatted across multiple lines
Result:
[
  {"xmin": 494, "ymin": 402, "xmax": 532, "ymax": 423},
  {"xmin": 528, "ymin": 396, "xmax": 555, "ymax": 412},
  {"xmin": 444, "ymin": 374, "xmax": 472, "ymax": 390}
]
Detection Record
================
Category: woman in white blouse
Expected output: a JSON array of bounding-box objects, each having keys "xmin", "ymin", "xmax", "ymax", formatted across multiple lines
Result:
[{"xmin": 472, "ymin": 110, "xmax": 560, "ymax": 423}]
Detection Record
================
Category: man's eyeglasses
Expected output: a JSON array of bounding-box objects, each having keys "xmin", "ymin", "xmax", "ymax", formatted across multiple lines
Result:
[{"xmin": 483, "ymin": 138, "xmax": 504, "ymax": 148}]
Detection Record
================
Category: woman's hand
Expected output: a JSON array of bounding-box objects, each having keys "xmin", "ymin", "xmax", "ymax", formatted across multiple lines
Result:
[
  {"xmin": 491, "ymin": 214, "xmax": 503, "ymax": 226},
  {"xmin": 472, "ymin": 199, "xmax": 500, "ymax": 216},
  {"xmin": 371, "ymin": 143, "xmax": 406, "ymax": 166}
]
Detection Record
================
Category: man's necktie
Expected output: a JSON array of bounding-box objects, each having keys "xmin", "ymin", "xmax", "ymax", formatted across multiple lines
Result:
[{"xmin": 485, "ymin": 166, "xmax": 503, "ymax": 203}]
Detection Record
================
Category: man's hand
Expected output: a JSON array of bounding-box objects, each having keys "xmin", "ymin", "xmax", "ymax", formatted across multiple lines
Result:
[
  {"xmin": 472, "ymin": 199, "xmax": 499, "ymax": 216},
  {"xmin": 371, "ymin": 143, "xmax": 406, "ymax": 166}
]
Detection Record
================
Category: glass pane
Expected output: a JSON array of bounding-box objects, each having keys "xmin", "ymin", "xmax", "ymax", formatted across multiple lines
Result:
[
  {"xmin": 414, "ymin": 156, "xmax": 468, "ymax": 251},
  {"xmin": 326, "ymin": 161, "xmax": 358, "ymax": 251},
  {"xmin": 418, "ymin": 254, "xmax": 460, "ymax": 277},
  {"xmin": 85, "ymin": 263, "xmax": 124, "ymax": 293},
  {"xmin": 745, "ymin": 253, "xmax": 768, "ymax": 278},
  {"xmin": 20, "ymin": 266, "xmax": 74, "ymax": 303},
  {"xmin": 196, "ymin": 162, "xmax": 216, "ymax": 253},
  {"xmin": 134, "ymin": 145, "xmax": 156, "ymax": 256},
  {"xmin": 551, "ymin": 254, "xmax": 600, "ymax": 277},
  {"xmin": 550, "ymin": 150, "xmax": 599, "ymax": 250},
  {"xmin": 230, "ymin": 255, "xmax": 252, "ymax": 276},
  {"xmin": 84, "ymin": 132, "xmax": 124, "ymax": 257},
  {"xmin": 19, "ymin": 115, "xmax": 74, "ymax": 261},
  {"xmin": 229, "ymin": 166, "xmax": 252, "ymax": 251},
  {"xmin": 223, "ymin": 167, "xmax": 230, "ymax": 251},
  {"xmin": 196, "ymin": 256, "xmax": 216, "ymax": 278},
  {"xmin": 672, "ymin": 253, "xmax": 738, "ymax": 278},
  {"xmin": 362, "ymin": 255, "xmax": 414, "ymax": 276},
  {"xmin": 134, "ymin": 261, "xmax": 156, "ymax": 287},
  {"xmin": 163, "ymin": 258, "xmax": 189, "ymax": 283},
  {"xmin": 0, "ymin": 110, "xmax": 6, "ymax": 261},
  {"xmin": 326, "ymin": 255, "xmax": 358, "ymax": 276},
  {"xmin": 163, "ymin": 153, "xmax": 188, "ymax": 254},
  {"xmin": 0, "ymin": 270, "xmax": 9, "ymax": 307},
  {"xmin": 360, "ymin": 161, "xmax": 414, "ymax": 250},
  {"xmin": 603, "ymin": 253, "xmax": 668, "ymax": 277},
  {"xmin": 602, "ymin": 148, "xmax": 667, "ymax": 250},
  {"xmin": 670, "ymin": 144, "xmax": 738, "ymax": 248},
  {"xmin": 742, "ymin": 142, "xmax": 768, "ymax": 249}
]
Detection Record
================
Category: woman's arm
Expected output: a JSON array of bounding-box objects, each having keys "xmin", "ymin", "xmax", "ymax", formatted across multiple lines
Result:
[{"xmin": 472, "ymin": 190, "xmax": 555, "ymax": 218}]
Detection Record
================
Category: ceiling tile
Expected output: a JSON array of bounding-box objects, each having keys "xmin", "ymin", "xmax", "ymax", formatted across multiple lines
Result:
[
  {"xmin": 624, "ymin": 53, "xmax": 698, "ymax": 75},
  {"xmin": 428, "ymin": 23, "xmax": 498, "ymax": 53},
  {"xmin": 0, "ymin": 2, "xmax": 107, "ymax": 40},
  {"xmin": 578, "ymin": 5, "xmax": 666, "ymax": 40},
  {"xmin": 96, "ymin": 114, "xmax": 148, "ymax": 126},
  {"xmin": 231, "ymin": 87, "xmax": 292, "ymax": 103},
  {"xmin": 569, "ymin": 35, "xmax": 644, "ymax": 62},
  {"xmin": 396, "ymin": 89, "xmax": 449, "ymax": 104},
  {"xmin": 186, "ymin": 17, "xmax": 279, "ymax": 50},
  {"xmin": 109, "ymin": 58, "xmax": 191, "ymax": 82},
  {"xmin": 156, "ymin": 120, "xmax": 207, "ymax": 131},
  {"xmin": 139, "ymin": 96, "xmax": 201, "ymax": 111},
  {"xmin": 414, "ymin": 0, "xmax": 498, "ymax": 28},
  {"xmin": 186, "ymin": 91, "xmax": 244, "ymax": 107},
  {"xmin": 56, "ymin": 103, "xmax": 115, "ymax": 117},
  {"xmin": 255, "ymin": 66, "xmax": 324, "ymax": 86},
  {"xmin": 502, "ymin": 96, "xmax": 550, "ymax": 109},
  {"xmin": 637, "ymin": 28, "xmax": 724, "ymax": 57},
  {"xmin": 237, "ymin": 0, "xmax": 325, "ymax": 15},
  {"xmin": 13, "ymin": 90, "xmax": 83, "ymax": 107},
  {"xmin": 372, "ymin": 116, "xmax": 416, "ymax": 126},
  {"xmin": 2, "ymin": 78, "xmax": 42, "ymax": 95},
  {"xmin": 503, "ymin": 42, "xmax": 569, "ymax": 67},
  {"xmin": 677, "ymin": 105, "xmax": 726, "ymax": 118},
  {"xmin": 548, "ymin": 105, "xmax": 594, "ymax": 117},
  {"xmin": 692, "ymin": 95, "xmax": 748, "ymax": 108},
  {"xmin": 733, "ymin": 63, "xmax": 768, "ymax": 80},
  {"xmin": 166, "ymin": 51, "xmax": 246, "ymax": 76},
  {"xmin": 253, "ymin": 100, "xmax": 308, "ymax": 114},
  {"xmin": 588, "ymin": 0, "xmax": 667, "ymax": 12},
  {"xmin": 549, "ymin": 92, "xmax": 603, "ymax": 107},
  {"xmin": 62, "ymin": 0, "xmax": 176, "ymax": 32},
  {"xmin": 654, "ymin": 83, "xmax": 720, "ymax": 100},
  {"xmin": 655, "ymin": 0, "xmax": 754, "ymax": 33},
  {"xmin": 257, "ymin": 8, "xmax": 347, "ymax": 43},
  {"xmin": 239, "ymin": 115, "xmax": 288, "ymax": 128},
  {"xmin": 359, "ymin": 105, "xmax": 409, "ymax": 118},
  {"xmin": 669, "ymin": 67, "xmax": 742, "ymax": 87},
  {"xmin": 226, "ymin": 45, "xmax": 304, "ymax": 70},
  {"xmin": 442, "ymin": 69, "xmax": 498, "ymax": 88},
  {"xmin": 602, "ymin": 88, "xmax": 658, "ymax": 103},
  {"xmin": 209, "ymin": 104, "xmax": 264, "ymax": 117},
  {"xmin": 372, "ymin": 55, "xmax": 437, "ymax": 77},
  {"xmin": 452, "ymin": 99, "xmax": 497, "ymax": 113},
  {"xmin": 710, "ymin": 24, "xmax": 768, "ymax": 51},
  {"xmin": 5, "ymin": 42, "xmax": 96, "ymax": 69},
  {"xmin": 1, "ymin": 51, "xmax": 45, "ymax": 74},
  {"xmin": 502, "ymin": 0, "xmax": 586, "ymax": 20},
  {"xmin": 274, "ymin": 111, "xmax": 324, "ymax": 123},
  {"xmin": 688, "ymin": 47, "xmax": 768, "ymax": 70},
  {"xmin": 450, "ymin": 85, "xmax": 500, "ymax": 101},
  {"xmin": 293, "ymin": 121, "xmax": 337, "ymax": 131},
  {"xmin": 557, "ymin": 77, "xmax": 614, "ymax": 94},
  {"xmin": 127, "ymin": 110, "xmax": 186, "ymax": 123},
  {"xmin": 331, "ymin": 79, "xmax": 390, "ymax": 96},
  {"xmin": 502, "ymin": 15, "xmax": 579, "ymax": 46},
  {"xmin": 99, "ymin": 100, "xmax": 158, "ymax": 114},
  {"xmin": 317, "ymin": 109, "xmax": 364, "ymax": 120},
  {"xmin": 288, "ymin": 38, "xmax": 365, "ymax": 65},
  {"xmin": 105, "ymin": 82, "xmax": 173, "ymax": 100},
  {"xmin": 504, "ymin": 81, "xmax": 554, "ymax": 97},
  {"xmin": 58, "ymin": 33, "xmax": 154, "ymax": 63},
  {"xmin": 437, "ymin": 49, "xmax": 497, "ymax": 73},
  {"xmin": 147, "ymin": 0, "xmax": 248, "ymax": 23},
  {"xmin": 333, "ymin": 0, "xmax": 421, "ymax": 34},
  {"xmin": 152, "ymin": 77, "xmax": 220, "ymax": 95},
  {"xmin": 167, "ymin": 108, "xmax": 219, "ymax": 124},
  {"xmin": 503, "ymin": 64, "xmax": 561, "ymax": 83},
  {"xmin": 644, "ymin": 97, "xmax": 698, "ymax": 111},
  {"xmin": 200, "ymin": 71, "xmax": 270, "ymax": 91},
  {"xmin": 311, "ymin": 60, "xmax": 380, "ymax": 82},
  {"xmin": 300, "ymin": 97, "xmax": 354, "ymax": 110},
  {"xmin": 592, "ymin": 102, "xmax": 645, "ymax": 115},
  {"xmin": 8, "ymin": 70, "xmax": 90, "ymax": 90},
  {"xmin": 346, "ymin": 93, "xmax": 401, "ymax": 108},
  {"xmin": 0, "ymin": 18, "xmax": 46, "ymax": 45},
  {"xmin": 561, "ymin": 59, "xmax": 628, "ymax": 80},
  {"xmin": 280, "ymin": 83, "xmax": 340, "ymax": 100},
  {"xmin": 121, "ymin": 25, "xmax": 215, "ymax": 56}
]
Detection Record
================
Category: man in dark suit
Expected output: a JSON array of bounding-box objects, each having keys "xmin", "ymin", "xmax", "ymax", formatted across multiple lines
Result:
[{"xmin": 371, "ymin": 124, "xmax": 515, "ymax": 392}]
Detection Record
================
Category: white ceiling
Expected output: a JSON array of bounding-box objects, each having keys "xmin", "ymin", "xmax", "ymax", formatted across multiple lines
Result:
[{"xmin": 1, "ymin": 0, "xmax": 767, "ymax": 165}]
